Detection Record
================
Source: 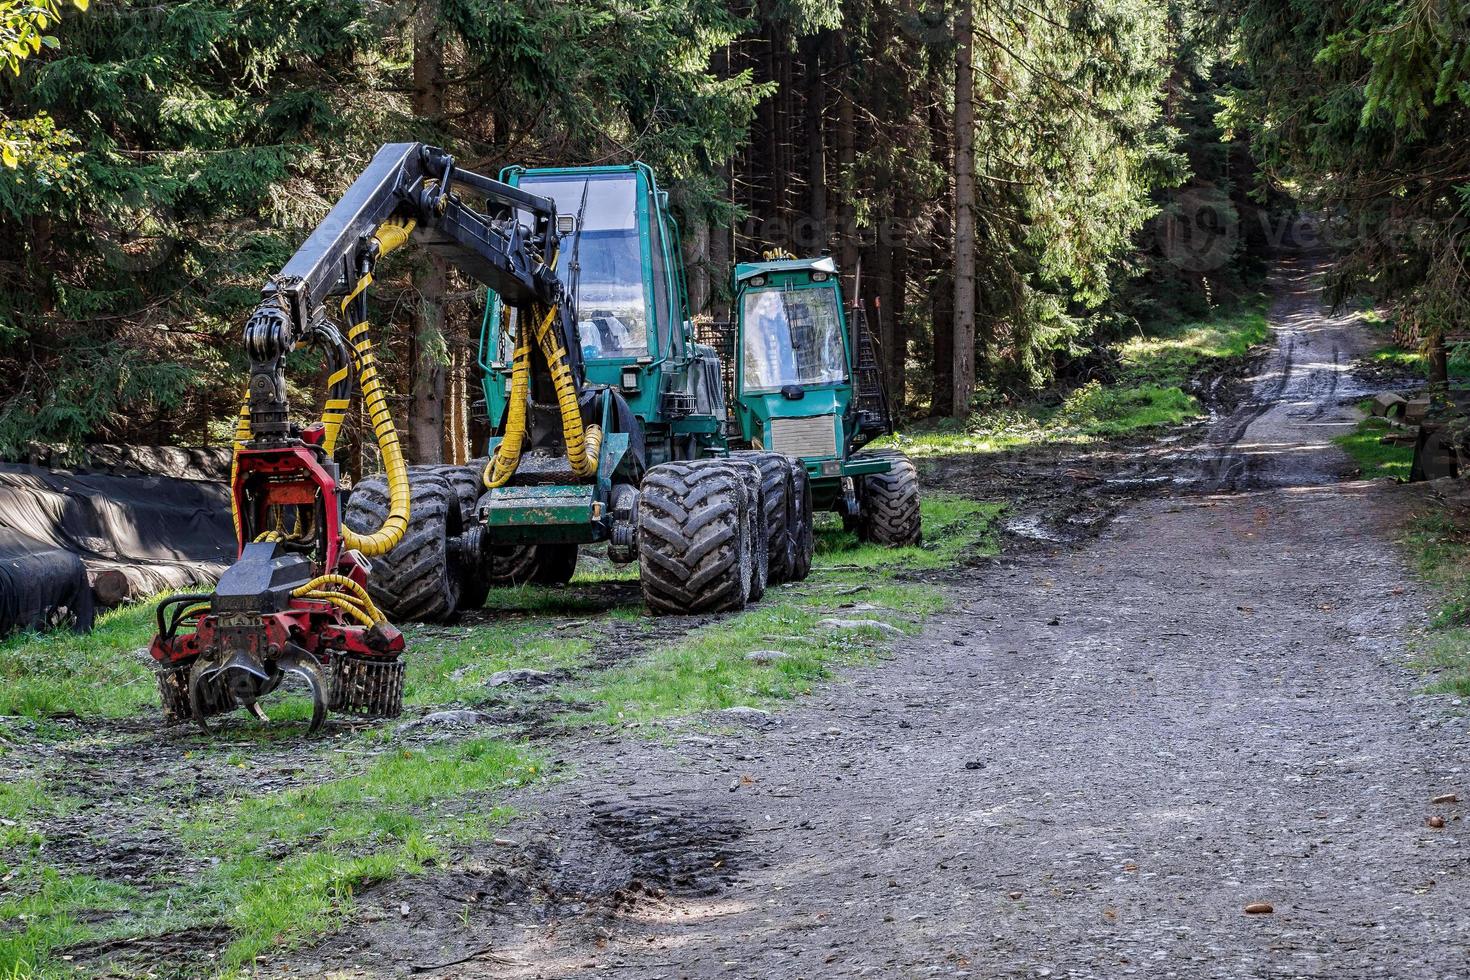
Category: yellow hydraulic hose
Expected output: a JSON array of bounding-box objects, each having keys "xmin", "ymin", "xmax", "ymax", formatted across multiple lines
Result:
[
  {"xmin": 228, "ymin": 389, "xmax": 252, "ymax": 543},
  {"xmin": 293, "ymin": 573, "xmax": 388, "ymax": 627},
  {"xmin": 372, "ymin": 215, "xmax": 416, "ymax": 257},
  {"xmin": 319, "ymin": 356, "xmax": 352, "ymax": 458},
  {"xmin": 337, "ymin": 293, "xmax": 410, "ymax": 557},
  {"xmin": 482, "ymin": 301, "xmax": 601, "ymax": 489},
  {"xmin": 529, "ymin": 302, "xmax": 598, "ymax": 479},
  {"xmin": 484, "ymin": 313, "xmax": 534, "ymax": 489},
  {"xmin": 331, "ymin": 216, "xmax": 416, "ymax": 556}
]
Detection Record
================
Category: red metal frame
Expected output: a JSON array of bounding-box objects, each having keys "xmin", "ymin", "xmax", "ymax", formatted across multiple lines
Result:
[{"xmin": 150, "ymin": 428, "xmax": 403, "ymax": 670}]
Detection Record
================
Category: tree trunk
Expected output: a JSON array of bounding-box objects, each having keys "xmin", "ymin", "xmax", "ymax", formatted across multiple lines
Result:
[
  {"xmin": 951, "ymin": 0, "xmax": 977, "ymax": 420},
  {"xmin": 835, "ymin": 30, "xmax": 859, "ymax": 302},
  {"xmin": 710, "ymin": 39, "xmax": 734, "ymax": 321},
  {"xmin": 409, "ymin": 0, "xmax": 449, "ymax": 463},
  {"xmin": 804, "ymin": 32, "xmax": 827, "ymax": 251},
  {"xmin": 928, "ymin": 67, "xmax": 955, "ymax": 417},
  {"xmin": 1429, "ymin": 333, "xmax": 1450, "ymax": 389},
  {"xmin": 889, "ymin": 209, "xmax": 909, "ymax": 415}
]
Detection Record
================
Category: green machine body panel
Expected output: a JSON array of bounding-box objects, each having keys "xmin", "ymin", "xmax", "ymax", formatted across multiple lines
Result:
[
  {"xmin": 730, "ymin": 256, "xmax": 891, "ymax": 511},
  {"xmin": 472, "ymin": 162, "xmax": 729, "ymax": 545}
]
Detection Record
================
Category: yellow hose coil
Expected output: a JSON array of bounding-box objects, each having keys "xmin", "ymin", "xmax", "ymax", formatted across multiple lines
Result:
[
  {"xmin": 484, "ymin": 314, "xmax": 534, "ymax": 489},
  {"xmin": 228, "ymin": 389, "xmax": 252, "ymax": 542},
  {"xmin": 482, "ymin": 302, "xmax": 600, "ymax": 489},
  {"xmin": 319, "ymin": 361, "xmax": 352, "ymax": 457},
  {"xmin": 293, "ymin": 573, "xmax": 387, "ymax": 627},
  {"xmin": 331, "ymin": 216, "xmax": 416, "ymax": 557}
]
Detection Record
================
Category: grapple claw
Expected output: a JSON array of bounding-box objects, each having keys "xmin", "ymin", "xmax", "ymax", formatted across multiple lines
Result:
[
  {"xmin": 276, "ymin": 644, "xmax": 328, "ymax": 734},
  {"xmin": 186, "ymin": 656, "xmax": 237, "ymax": 733}
]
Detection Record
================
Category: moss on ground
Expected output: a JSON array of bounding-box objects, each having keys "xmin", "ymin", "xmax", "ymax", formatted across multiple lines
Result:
[
  {"xmin": 883, "ymin": 299, "xmax": 1269, "ymax": 458},
  {"xmin": 1333, "ymin": 407, "xmax": 1414, "ymax": 481}
]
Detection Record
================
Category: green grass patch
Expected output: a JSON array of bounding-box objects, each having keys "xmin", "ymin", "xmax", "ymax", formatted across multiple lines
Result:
[
  {"xmin": 0, "ymin": 872, "xmax": 141, "ymax": 979},
  {"xmin": 0, "ymin": 778, "xmax": 72, "ymax": 855},
  {"xmin": 0, "ymin": 600, "xmax": 165, "ymax": 719},
  {"xmin": 181, "ymin": 737, "xmax": 535, "ymax": 969},
  {"xmin": 814, "ymin": 493, "xmax": 1002, "ymax": 571},
  {"xmin": 1367, "ymin": 340, "xmax": 1470, "ymax": 380},
  {"xmin": 398, "ymin": 621, "xmax": 592, "ymax": 706},
  {"xmin": 563, "ymin": 493, "xmax": 990, "ymax": 726},
  {"xmin": 1114, "ymin": 300, "xmax": 1270, "ymax": 388},
  {"xmin": 886, "ymin": 298, "xmax": 1269, "ymax": 459},
  {"xmin": 1333, "ymin": 406, "xmax": 1413, "ymax": 481},
  {"xmin": 564, "ymin": 598, "xmax": 928, "ymax": 726},
  {"xmin": 1401, "ymin": 513, "xmax": 1470, "ymax": 698},
  {"xmin": 1, "ymin": 738, "xmax": 538, "ymax": 978}
]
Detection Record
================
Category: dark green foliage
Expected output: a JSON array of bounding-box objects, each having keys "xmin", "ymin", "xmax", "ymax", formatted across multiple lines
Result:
[
  {"xmin": 0, "ymin": 0, "xmax": 763, "ymax": 457},
  {"xmin": 1222, "ymin": 0, "xmax": 1470, "ymax": 352}
]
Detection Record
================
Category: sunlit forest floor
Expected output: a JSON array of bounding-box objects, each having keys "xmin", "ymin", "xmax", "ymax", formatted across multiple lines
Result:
[{"xmin": 9, "ymin": 283, "xmax": 1465, "ymax": 977}]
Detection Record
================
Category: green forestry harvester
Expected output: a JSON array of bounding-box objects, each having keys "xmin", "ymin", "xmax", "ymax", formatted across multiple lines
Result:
[
  {"xmin": 335, "ymin": 154, "xmax": 826, "ymax": 626},
  {"xmin": 728, "ymin": 256, "xmax": 922, "ymax": 545},
  {"xmin": 147, "ymin": 142, "xmax": 919, "ymax": 732}
]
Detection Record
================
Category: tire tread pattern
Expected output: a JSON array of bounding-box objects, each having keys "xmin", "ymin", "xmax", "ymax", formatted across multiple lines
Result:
[
  {"xmin": 345, "ymin": 473, "xmax": 460, "ymax": 622},
  {"xmin": 638, "ymin": 460, "xmax": 750, "ymax": 615},
  {"xmin": 857, "ymin": 450, "xmax": 922, "ymax": 546}
]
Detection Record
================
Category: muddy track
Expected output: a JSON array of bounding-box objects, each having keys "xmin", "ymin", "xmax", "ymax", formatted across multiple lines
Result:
[{"xmin": 284, "ymin": 254, "xmax": 1470, "ymax": 978}]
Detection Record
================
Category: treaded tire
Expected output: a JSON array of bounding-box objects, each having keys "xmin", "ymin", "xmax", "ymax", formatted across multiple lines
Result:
[
  {"xmin": 857, "ymin": 450, "xmax": 922, "ymax": 546},
  {"xmin": 789, "ymin": 465, "xmax": 815, "ymax": 581},
  {"xmin": 486, "ymin": 544, "xmax": 538, "ymax": 585},
  {"xmin": 345, "ymin": 472, "xmax": 462, "ymax": 622},
  {"xmin": 733, "ymin": 451, "xmax": 794, "ymax": 585},
  {"xmin": 719, "ymin": 460, "xmax": 768, "ymax": 601},
  {"xmin": 637, "ymin": 459, "xmax": 751, "ymax": 615},
  {"xmin": 411, "ymin": 461, "xmax": 492, "ymax": 610},
  {"xmin": 410, "ymin": 460, "xmax": 487, "ymax": 525}
]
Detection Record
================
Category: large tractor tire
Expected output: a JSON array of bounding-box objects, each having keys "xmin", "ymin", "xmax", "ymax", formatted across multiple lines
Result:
[
  {"xmin": 734, "ymin": 451, "xmax": 795, "ymax": 585},
  {"xmin": 345, "ymin": 472, "xmax": 462, "ymax": 623},
  {"xmin": 526, "ymin": 543, "xmax": 579, "ymax": 585},
  {"xmin": 855, "ymin": 449, "xmax": 922, "ymax": 547},
  {"xmin": 788, "ymin": 464, "xmax": 815, "ymax": 581},
  {"xmin": 410, "ymin": 460, "xmax": 487, "ymax": 525},
  {"xmin": 412, "ymin": 460, "xmax": 493, "ymax": 611},
  {"xmin": 637, "ymin": 459, "xmax": 752, "ymax": 615},
  {"xmin": 720, "ymin": 459, "xmax": 768, "ymax": 601}
]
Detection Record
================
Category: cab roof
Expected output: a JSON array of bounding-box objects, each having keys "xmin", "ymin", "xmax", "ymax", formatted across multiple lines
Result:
[{"xmin": 733, "ymin": 255, "xmax": 837, "ymax": 285}]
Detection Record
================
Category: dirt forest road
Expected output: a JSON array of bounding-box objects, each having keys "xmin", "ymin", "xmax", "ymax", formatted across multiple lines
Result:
[{"xmin": 303, "ymin": 255, "xmax": 1470, "ymax": 979}]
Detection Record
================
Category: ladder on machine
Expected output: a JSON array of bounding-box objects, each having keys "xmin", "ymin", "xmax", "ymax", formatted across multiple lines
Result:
[{"xmin": 851, "ymin": 301, "xmax": 892, "ymax": 435}]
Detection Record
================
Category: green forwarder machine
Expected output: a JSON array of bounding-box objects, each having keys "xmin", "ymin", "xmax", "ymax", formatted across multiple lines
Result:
[
  {"xmin": 346, "ymin": 156, "xmax": 920, "ymax": 625},
  {"xmin": 728, "ymin": 256, "xmax": 921, "ymax": 546},
  {"xmin": 347, "ymin": 158, "xmax": 823, "ymax": 623}
]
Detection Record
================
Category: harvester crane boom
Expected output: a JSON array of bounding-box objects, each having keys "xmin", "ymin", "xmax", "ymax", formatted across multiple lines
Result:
[{"xmin": 245, "ymin": 141, "xmax": 586, "ymax": 448}]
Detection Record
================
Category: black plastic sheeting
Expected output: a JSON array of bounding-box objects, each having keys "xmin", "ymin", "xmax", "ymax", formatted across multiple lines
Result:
[
  {"xmin": 0, "ymin": 527, "xmax": 95, "ymax": 634},
  {"xmin": 0, "ymin": 464, "xmax": 235, "ymax": 635}
]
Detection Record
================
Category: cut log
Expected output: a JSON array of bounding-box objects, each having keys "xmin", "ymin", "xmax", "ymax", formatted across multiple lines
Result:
[{"xmin": 89, "ymin": 569, "xmax": 132, "ymax": 608}]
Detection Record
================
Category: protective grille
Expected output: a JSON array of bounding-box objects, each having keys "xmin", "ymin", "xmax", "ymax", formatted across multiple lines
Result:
[{"xmin": 769, "ymin": 415, "xmax": 838, "ymax": 459}]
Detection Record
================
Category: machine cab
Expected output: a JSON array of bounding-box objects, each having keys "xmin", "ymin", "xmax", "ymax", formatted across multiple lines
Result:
[
  {"xmin": 479, "ymin": 163, "xmax": 722, "ymax": 464},
  {"xmin": 732, "ymin": 257, "xmax": 857, "ymax": 472}
]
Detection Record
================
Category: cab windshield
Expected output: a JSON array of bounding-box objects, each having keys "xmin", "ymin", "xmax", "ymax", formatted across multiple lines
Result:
[
  {"xmin": 515, "ymin": 172, "xmax": 647, "ymax": 360},
  {"xmin": 741, "ymin": 287, "xmax": 847, "ymax": 392}
]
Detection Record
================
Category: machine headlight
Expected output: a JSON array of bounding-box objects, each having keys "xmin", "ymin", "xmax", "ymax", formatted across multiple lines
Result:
[
  {"xmin": 820, "ymin": 459, "xmax": 842, "ymax": 477},
  {"xmin": 621, "ymin": 366, "xmax": 640, "ymax": 392}
]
